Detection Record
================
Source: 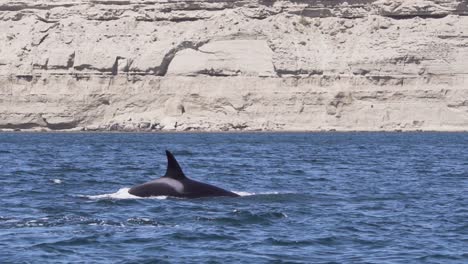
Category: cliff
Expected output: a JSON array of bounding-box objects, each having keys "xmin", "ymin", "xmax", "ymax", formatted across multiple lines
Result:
[{"xmin": 1, "ymin": 0, "xmax": 467, "ymax": 132}]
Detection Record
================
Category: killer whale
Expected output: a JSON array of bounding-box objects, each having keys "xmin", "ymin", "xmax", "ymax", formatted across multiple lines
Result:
[{"xmin": 129, "ymin": 150, "xmax": 239, "ymax": 198}]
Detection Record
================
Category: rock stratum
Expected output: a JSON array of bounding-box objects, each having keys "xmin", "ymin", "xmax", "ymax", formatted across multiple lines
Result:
[{"xmin": 1, "ymin": 0, "xmax": 467, "ymax": 132}]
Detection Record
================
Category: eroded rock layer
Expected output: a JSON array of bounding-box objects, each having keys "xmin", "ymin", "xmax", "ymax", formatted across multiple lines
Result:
[{"xmin": 1, "ymin": 0, "xmax": 467, "ymax": 131}]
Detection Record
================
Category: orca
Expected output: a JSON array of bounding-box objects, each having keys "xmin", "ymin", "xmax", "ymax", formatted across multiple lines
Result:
[{"xmin": 129, "ymin": 150, "xmax": 239, "ymax": 198}]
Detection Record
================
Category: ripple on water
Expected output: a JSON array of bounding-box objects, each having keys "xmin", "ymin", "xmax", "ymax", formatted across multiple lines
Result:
[
  {"xmin": 170, "ymin": 231, "xmax": 238, "ymax": 242},
  {"xmin": 32, "ymin": 234, "xmax": 101, "ymax": 248},
  {"xmin": 196, "ymin": 209, "xmax": 288, "ymax": 226}
]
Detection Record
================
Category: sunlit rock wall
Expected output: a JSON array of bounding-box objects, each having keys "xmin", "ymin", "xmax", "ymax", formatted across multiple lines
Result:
[{"xmin": 1, "ymin": 0, "xmax": 467, "ymax": 131}]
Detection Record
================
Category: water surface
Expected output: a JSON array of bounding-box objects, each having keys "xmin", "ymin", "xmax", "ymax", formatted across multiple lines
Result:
[{"xmin": 0, "ymin": 133, "xmax": 467, "ymax": 263}]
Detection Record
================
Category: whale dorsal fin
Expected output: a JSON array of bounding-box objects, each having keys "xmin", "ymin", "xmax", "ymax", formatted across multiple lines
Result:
[{"xmin": 163, "ymin": 150, "xmax": 186, "ymax": 180}]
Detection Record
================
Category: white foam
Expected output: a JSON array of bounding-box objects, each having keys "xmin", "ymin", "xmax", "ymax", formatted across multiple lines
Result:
[
  {"xmin": 52, "ymin": 179, "xmax": 62, "ymax": 184},
  {"xmin": 233, "ymin": 191, "xmax": 280, "ymax": 196},
  {"xmin": 87, "ymin": 188, "xmax": 169, "ymax": 200},
  {"xmin": 87, "ymin": 188, "xmax": 136, "ymax": 199},
  {"xmin": 233, "ymin": 191, "xmax": 255, "ymax": 196}
]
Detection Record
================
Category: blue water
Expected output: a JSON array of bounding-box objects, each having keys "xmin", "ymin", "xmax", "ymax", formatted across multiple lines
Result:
[{"xmin": 0, "ymin": 133, "xmax": 467, "ymax": 263}]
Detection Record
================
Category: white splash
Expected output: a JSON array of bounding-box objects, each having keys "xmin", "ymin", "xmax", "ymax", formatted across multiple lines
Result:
[
  {"xmin": 233, "ymin": 191, "xmax": 280, "ymax": 196},
  {"xmin": 87, "ymin": 188, "xmax": 136, "ymax": 199},
  {"xmin": 87, "ymin": 188, "xmax": 168, "ymax": 200},
  {"xmin": 52, "ymin": 179, "xmax": 62, "ymax": 184},
  {"xmin": 233, "ymin": 191, "xmax": 255, "ymax": 196}
]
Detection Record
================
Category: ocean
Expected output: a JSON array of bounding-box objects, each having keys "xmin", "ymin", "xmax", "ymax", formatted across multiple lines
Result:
[{"xmin": 0, "ymin": 133, "xmax": 467, "ymax": 263}]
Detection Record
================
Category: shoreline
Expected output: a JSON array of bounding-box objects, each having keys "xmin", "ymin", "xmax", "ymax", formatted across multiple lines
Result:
[{"xmin": 1, "ymin": 129, "xmax": 467, "ymax": 134}]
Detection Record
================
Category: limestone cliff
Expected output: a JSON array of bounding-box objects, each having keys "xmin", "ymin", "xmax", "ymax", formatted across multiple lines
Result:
[{"xmin": 1, "ymin": 0, "xmax": 467, "ymax": 132}]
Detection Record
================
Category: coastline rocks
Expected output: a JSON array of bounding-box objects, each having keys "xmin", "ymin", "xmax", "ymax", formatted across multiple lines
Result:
[
  {"xmin": 167, "ymin": 40, "xmax": 276, "ymax": 77},
  {"xmin": 0, "ymin": 0, "xmax": 467, "ymax": 132}
]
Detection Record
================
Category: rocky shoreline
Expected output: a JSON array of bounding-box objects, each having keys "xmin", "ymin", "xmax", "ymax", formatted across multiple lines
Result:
[{"xmin": 1, "ymin": 0, "xmax": 467, "ymax": 132}]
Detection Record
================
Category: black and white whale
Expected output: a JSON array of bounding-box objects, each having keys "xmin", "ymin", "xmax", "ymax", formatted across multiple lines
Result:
[{"xmin": 129, "ymin": 150, "xmax": 239, "ymax": 198}]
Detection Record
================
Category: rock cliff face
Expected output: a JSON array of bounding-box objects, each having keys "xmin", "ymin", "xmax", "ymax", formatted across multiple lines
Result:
[{"xmin": 1, "ymin": 0, "xmax": 467, "ymax": 131}]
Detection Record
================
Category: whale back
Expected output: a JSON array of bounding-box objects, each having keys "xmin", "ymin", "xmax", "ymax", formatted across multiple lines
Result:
[{"xmin": 129, "ymin": 150, "xmax": 240, "ymax": 198}]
